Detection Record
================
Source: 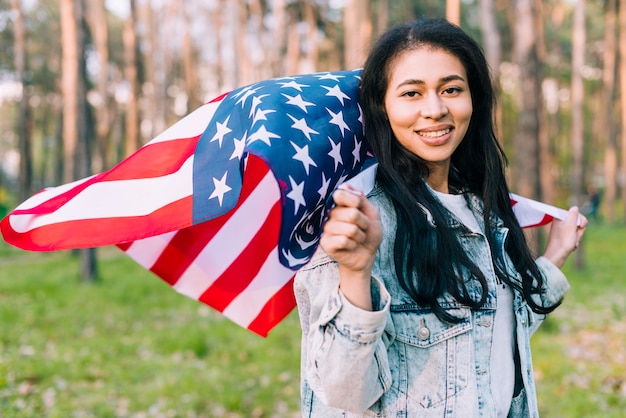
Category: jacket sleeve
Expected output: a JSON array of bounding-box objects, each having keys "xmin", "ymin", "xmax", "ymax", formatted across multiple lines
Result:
[
  {"xmin": 294, "ymin": 250, "xmax": 392, "ymax": 413},
  {"xmin": 527, "ymin": 256, "xmax": 571, "ymax": 336}
]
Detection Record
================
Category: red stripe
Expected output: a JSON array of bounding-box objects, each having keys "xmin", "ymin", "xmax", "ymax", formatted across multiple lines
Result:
[
  {"xmin": 246, "ymin": 277, "xmax": 297, "ymax": 337},
  {"xmin": 1, "ymin": 196, "xmax": 193, "ymax": 251},
  {"xmin": 149, "ymin": 156, "xmax": 272, "ymax": 285},
  {"xmin": 11, "ymin": 136, "xmax": 200, "ymax": 217},
  {"xmin": 197, "ymin": 199, "xmax": 281, "ymax": 311}
]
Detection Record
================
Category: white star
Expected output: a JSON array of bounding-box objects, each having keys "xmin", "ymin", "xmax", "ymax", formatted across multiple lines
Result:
[
  {"xmin": 352, "ymin": 135, "xmax": 362, "ymax": 167},
  {"xmin": 230, "ymin": 131, "xmax": 247, "ymax": 161},
  {"xmin": 358, "ymin": 103, "xmax": 364, "ymax": 128},
  {"xmin": 252, "ymin": 107, "xmax": 276, "ymax": 125},
  {"xmin": 209, "ymin": 171, "xmax": 232, "ymax": 207},
  {"xmin": 318, "ymin": 171, "xmax": 331, "ymax": 201},
  {"xmin": 327, "ymin": 137, "xmax": 343, "ymax": 171},
  {"xmin": 248, "ymin": 125, "xmax": 281, "ymax": 146},
  {"xmin": 287, "ymin": 175, "xmax": 306, "ymax": 215},
  {"xmin": 327, "ymin": 108, "xmax": 350, "ymax": 137},
  {"xmin": 279, "ymin": 80, "xmax": 309, "ymax": 91},
  {"xmin": 316, "ymin": 72, "xmax": 344, "ymax": 82},
  {"xmin": 282, "ymin": 93, "xmax": 316, "ymax": 113},
  {"xmin": 249, "ymin": 94, "xmax": 269, "ymax": 118},
  {"xmin": 281, "ymin": 248, "xmax": 309, "ymax": 268},
  {"xmin": 323, "ymin": 85, "xmax": 351, "ymax": 106},
  {"xmin": 210, "ymin": 115, "xmax": 232, "ymax": 147},
  {"xmin": 235, "ymin": 86, "xmax": 261, "ymax": 108},
  {"xmin": 291, "ymin": 141, "xmax": 318, "ymax": 175},
  {"xmin": 288, "ymin": 114, "xmax": 319, "ymax": 140}
]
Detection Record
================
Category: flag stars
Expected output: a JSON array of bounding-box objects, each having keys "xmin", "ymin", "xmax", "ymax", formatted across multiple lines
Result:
[
  {"xmin": 249, "ymin": 94, "xmax": 269, "ymax": 118},
  {"xmin": 327, "ymin": 137, "xmax": 343, "ymax": 171},
  {"xmin": 287, "ymin": 176, "xmax": 306, "ymax": 215},
  {"xmin": 252, "ymin": 107, "xmax": 276, "ymax": 126},
  {"xmin": 316, "ymin": 72, "xmax": 344, "ymax": 82},
  {"xmin": 230, "ymin": 131, "xmax": 247, "ymax": 161},
  {"xmin": 322, "ymin": 84, "xmax": 351, "ymax": 106},
  {"xmin": 209, "ymin": 172, "xmax": 232, "ymax": 207},
  {"xmin": 327, "ymin": 108, "xmax": 350, "ymax": 137},
  {"xmin": 352, "ymin": 135, "xmax": 362, "ymax": 167},
  {"xmin": 248, "ymin": 125, "xmax": 281, "ymax": 146},
  {"xmin": 288, "ymin": 114, "xmax": 319, "ymax": 140},
  {"xmin": 278, "ymin": 80, "xmax": 309, "ymax": 92},
  {"xmin": 291, "ymin": 141, "xmax": 317, "ymax": 175},
  {"xmin": 317, "ymin": 172, "xmax": 331, "ymax": 202},
  {"xmin": 235, "ymin": 86, "xmax": 261, "ymax": 108},
  {"xmin": 210, "ymin": 115, "xmax": 232, "ymax": 147},
  {"xmin": 282, "ymin": 93, "xmax": 316, "ymax": 113}
]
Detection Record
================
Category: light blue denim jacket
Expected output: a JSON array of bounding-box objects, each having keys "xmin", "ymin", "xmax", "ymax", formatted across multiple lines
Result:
[{"xmin": 294, "ymin": 183, "xmax": 570, "ymax": 417}]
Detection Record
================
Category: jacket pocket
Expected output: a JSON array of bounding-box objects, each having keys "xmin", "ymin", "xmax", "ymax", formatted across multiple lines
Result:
[{"xmin": 389, "ymin": 306, "xmax": 472, "ymax": 409}]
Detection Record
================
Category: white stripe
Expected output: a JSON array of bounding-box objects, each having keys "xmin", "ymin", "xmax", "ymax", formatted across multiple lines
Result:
[
  {"xmin": 148, "ymin": 101, "xmax": 220, "ymax": 145},
  {"xmin": 510, "ymin": 193, "xmax": 568, "ymax": 227},
  {"xmin": 172, "ymin": 170, "xmax": 280, "ymax": 299},
  {"xmin": 124, "ymin": 231, "xmax": 178, "ymax": 269},
  {"xmin": 8, "ymin": 156, "xmax": 194, "ymax": 233},
  {"xmin": 11, "ymin": 176, "xmax": 97, "ymax": 210},
  {"xmin": 222, "ymin": 247, "xmax": 295, "ymax": 329}
]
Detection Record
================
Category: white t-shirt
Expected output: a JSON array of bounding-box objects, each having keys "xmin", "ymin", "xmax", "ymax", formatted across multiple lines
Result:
[{"xmin": 435, "ymin": 191, "xmax": 515, "ymax": 417}]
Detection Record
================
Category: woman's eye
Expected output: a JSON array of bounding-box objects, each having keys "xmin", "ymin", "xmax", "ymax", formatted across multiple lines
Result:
[
  {"xmin": 443, "ymin": 87, "xmax": 462, "ymax": 95},
  {"xmin": 403, "ymin": 91, "xmax": 419, "ymax": 97}
]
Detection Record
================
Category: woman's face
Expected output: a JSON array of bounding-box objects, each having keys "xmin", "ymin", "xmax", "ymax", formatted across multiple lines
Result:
[{"xmin": 384, "ymin": 46, "xmax": 473, "ymax": 178}]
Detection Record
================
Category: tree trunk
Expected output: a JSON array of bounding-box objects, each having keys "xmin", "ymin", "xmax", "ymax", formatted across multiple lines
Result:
[
  {"xmin": 61, "ymin": 0, "xmax": 98, "ymax": 281},
  {"xmin": 534, "ymin": 0, "xmax": 555, "ymax": 205},
  {"xmin": 181, "ymin": 9, "xmax": 201, "ymax": 111},
  {"xmin": 619, "ymin": 0, "xmax": 626, "ymax": 223},
  {"xmin": 446, "ymin": 0, "xmax": 461, "ymax": 25},
  {"xmin": 88, "ymin": 0, "xmax": 112, "ymax": 172},
  {"xmin": 343, "ymin": 0, "xmax": 372, "ymax": 69},
  {"xmin": 123, "ymin": 0, "xmax": 141, "ymax": 156},
  {"xmin": 602, "ymin": 0, "xmax": 618, "ymax": 223},
  {"xmin": 512, "ymin": 0, "xmax": 542, "ymax": 252},
  {"xmin": 11, "ymin": 0, "xmax": 33, "ymax": 203},
  {"xmin": 571, "ymin": 0, "xmax": 585, "ymax": 267}
]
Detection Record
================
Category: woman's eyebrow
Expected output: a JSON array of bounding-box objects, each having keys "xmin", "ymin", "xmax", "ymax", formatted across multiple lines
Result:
[{"xmin": 394, "ymin": 74, "xmax": 466, "ymax": 88}]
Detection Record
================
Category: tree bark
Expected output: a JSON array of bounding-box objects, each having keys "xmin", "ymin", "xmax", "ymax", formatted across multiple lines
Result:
[
  {"xmin": 88, "ymin": 0, "xmax": 112, "ymax": 172},
  {"xmin": 571, "ymin": 0, "xmax": 585, "ymax": 267},
  {"xmin": 601, "ymin": 0, "xmax": 618, "ymax": 223},
  {"xmin": 343, "ymin": 0, "xmax": 372, "ymax": 69},
  {"xmin": 123, "ymin": 0, "xmax": 141, "ymax": 156},
  {"xmin": 512, "ymin": 0, "xmax": 542, "ymax": 252},
  {"xmin": 446, "ymin": 0, "xmax": 461, "ymax": 25},
  {"xmin": 11, "ymin": 0, "xmax": 33, "ymax": 203},
  {"xmin": 61, "ymin": 0, "xmax": 98, "ymax": 281}
]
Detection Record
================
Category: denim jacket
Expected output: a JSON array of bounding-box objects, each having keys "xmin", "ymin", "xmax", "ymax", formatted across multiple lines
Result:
[{"xmin": 294, "ymin": 183, "xmax": 570, "ymax": 417}]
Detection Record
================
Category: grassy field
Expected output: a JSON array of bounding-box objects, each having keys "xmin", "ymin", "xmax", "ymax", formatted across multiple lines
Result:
[{"xmin": 1, "ymin": 221, "xmax": 625, "ymax": 417}]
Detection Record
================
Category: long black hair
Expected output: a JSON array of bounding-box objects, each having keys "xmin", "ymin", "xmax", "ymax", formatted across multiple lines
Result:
[{"xmin": 359, "ymin": 18, "xmax": 559, "ymax": 322}]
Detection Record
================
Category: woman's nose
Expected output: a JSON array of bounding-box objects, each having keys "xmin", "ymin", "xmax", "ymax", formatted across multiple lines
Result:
[{"xmin": 420, "ymin": 94, "xmax": 448, "ymax": 119}]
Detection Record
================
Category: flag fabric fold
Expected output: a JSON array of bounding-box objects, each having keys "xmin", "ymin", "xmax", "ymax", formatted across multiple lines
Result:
[{"xmin": 1, "ymin": 69, "xmax": 567, "ymax": 336}]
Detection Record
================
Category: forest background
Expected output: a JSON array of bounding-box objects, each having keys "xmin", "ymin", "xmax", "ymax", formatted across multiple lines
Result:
[{"xmin": 0, "ymin": 0, "xmax": 625, "ymax": 417}]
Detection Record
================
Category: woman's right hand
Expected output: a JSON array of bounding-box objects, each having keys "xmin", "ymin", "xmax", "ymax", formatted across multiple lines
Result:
[{"xmin": 320, "ymin": 184, "xmax": 383, "ymax": 310}]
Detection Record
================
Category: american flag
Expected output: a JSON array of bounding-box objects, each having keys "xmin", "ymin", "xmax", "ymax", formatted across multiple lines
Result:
[{"xmin": 0, "ymin": 69, "xmax": 568, "ymax": 336}]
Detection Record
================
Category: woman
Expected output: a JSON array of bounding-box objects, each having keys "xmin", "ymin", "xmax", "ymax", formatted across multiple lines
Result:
[{"xmin": 294, "ymin": 18, "xmax": 587, "ymax": 417}]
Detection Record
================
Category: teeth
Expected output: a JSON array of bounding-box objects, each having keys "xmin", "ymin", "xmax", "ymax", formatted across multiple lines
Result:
[{"xmin": 419, "ymin": 128, "xmax": 451, "ymax": 138}]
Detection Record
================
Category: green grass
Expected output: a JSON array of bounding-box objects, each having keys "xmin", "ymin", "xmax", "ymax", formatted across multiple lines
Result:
[
  {"xmin": 0, "ymin": 246, "xmax": 302, "ymax": 417},
  {"xmin": 532, "ymin": 221, "xmax": 626, "ymax": 418},
  {"xmin": 1, "ymin": 221, "xmax": 625, "ymax": 417}
]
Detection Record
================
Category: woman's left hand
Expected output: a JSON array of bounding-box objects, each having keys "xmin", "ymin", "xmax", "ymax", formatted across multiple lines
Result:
[{"xmin": 542, "ymin": 206, "xmax": 588, "ymax": 268}]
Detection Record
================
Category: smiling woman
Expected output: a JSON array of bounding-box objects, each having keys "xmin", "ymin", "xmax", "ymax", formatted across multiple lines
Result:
[
  {"xmin": 294, "ymin": 18, "xmax": 587, "ymax": 418},
  {"xmin": 383, "ymin": 46, "xmax": 473, "ymax": 193}
]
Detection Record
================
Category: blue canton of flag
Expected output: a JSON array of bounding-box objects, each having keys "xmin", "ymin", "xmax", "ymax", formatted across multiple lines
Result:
[{"xmin": 192, "ymin": 69, "xmax": 374, "ymax": 270}]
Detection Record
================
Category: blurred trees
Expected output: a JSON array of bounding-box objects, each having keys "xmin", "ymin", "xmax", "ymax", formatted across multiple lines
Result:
[{"xmin": 0, "ymin": 0, "xmax": 624, "ymax": 252}]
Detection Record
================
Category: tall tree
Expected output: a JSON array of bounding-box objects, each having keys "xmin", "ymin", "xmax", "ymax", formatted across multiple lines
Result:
[
  {"xmin": 123, "ymin": 0, "xmax": 141, "ymax": 156},
  {"xmin": 60, "ymin": 0, "xmax": 97, "ymax": 281},
  {"xmin": 601, "ymin": 0, "xmax": 618, "ymax": 223},
  {"xmin": 88, "ymin": 0, "xmax": 113, "ymax": 171},
  {"xmin": 343, "ymin": 0, "xmax": 372, "ymax": 69},
  {"xmin": 620, "ymin": 0, "xmax": 626, "ymax": 223},
  {"xmin": 570, "ymin": 0, "xmax": 585, "ymax": 266},
  {"xmin": 512, "ymin": 0, "xmax": 542, "ymax": 252},
  {"xmin": 446, "ymin": 0, "xmax": 461, "ymax": 25},
  {"xmin": 11, "ymin": 0, "xmax": 33, "ymax": 203}
]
